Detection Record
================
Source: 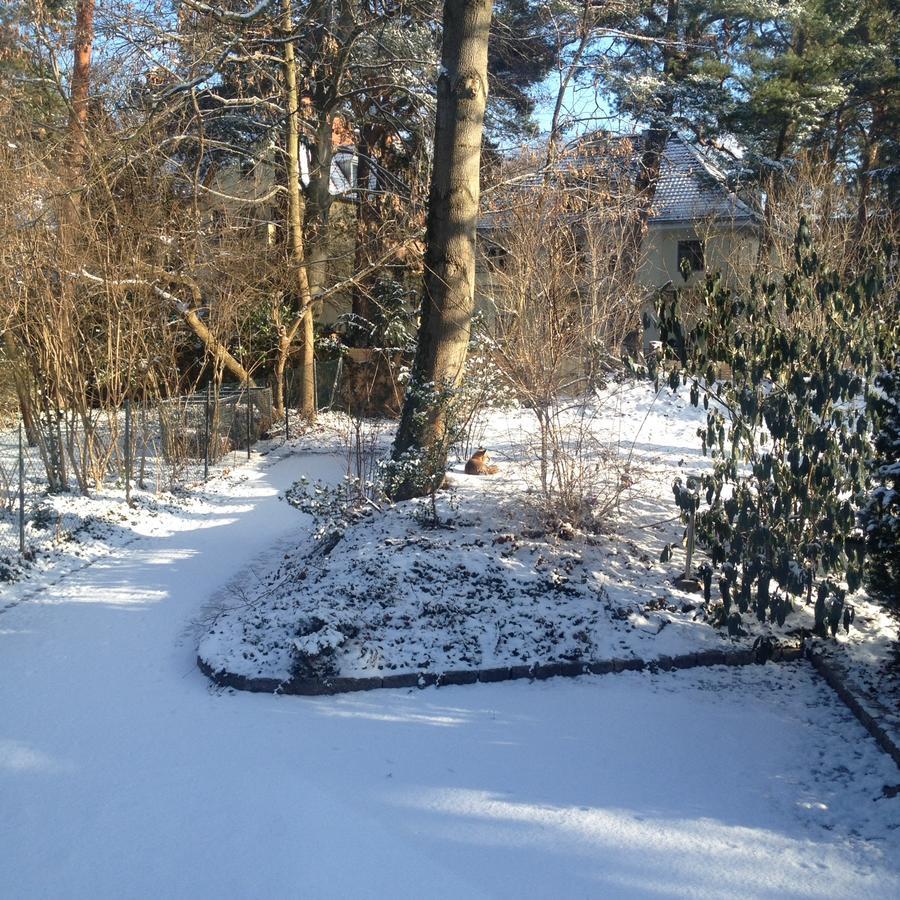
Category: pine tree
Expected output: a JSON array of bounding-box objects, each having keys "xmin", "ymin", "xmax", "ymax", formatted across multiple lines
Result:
[{"xmin": 388, "ymin": 0, "xmax": 494, "ymax": 501}]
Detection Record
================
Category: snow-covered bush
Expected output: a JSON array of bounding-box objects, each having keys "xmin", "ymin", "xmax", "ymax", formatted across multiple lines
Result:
[
  {"xmin": 860, "ymin": 367, "xmax": 900, "ymax": 608},
  {"xmin": 285, "ymin": 475, "xmax": 380, "ymax": 546}
]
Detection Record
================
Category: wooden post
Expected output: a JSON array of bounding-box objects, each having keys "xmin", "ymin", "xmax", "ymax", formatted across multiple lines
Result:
[
  {"xmin": 124, "ymin": 398, "xmax": 132, "ymax": 506},
  {"xmin": 18, "ymin": 422, "xmax": 25, "ymax": 554}
]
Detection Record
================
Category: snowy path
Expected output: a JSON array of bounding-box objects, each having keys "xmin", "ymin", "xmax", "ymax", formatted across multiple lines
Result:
[{"xmin": 1, "ymin": 452, "xmax": 898, "ymax": 900}]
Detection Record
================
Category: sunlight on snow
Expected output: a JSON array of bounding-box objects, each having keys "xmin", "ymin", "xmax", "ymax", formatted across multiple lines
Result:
[
  {"xmin": 316, "ymin": 705, "xmax": 471, "ymax": 728},
  {"xmin": 0, "ymin": 739, "xmax": 72, "ymax": 773},
  {"xmin": 392, "ymin": 787, "xmax": 874, "ymax": 898}
]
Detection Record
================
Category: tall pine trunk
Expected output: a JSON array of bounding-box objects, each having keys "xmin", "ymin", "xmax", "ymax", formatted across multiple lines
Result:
[
  {"xmin": 69, "ymin": 0, "xmax": 95, "ymax": 171},
  {"xmin": 276, "ymin": 0, "xmax": 316, "ymax": 421},
  {"xmin": 389, "ymin": 0, "xmax": 494, "ymax": 500}
]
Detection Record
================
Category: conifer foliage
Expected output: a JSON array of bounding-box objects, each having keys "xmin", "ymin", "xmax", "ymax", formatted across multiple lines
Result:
[{"xmin": 655, "ymin": 221, "xmax": 898, "ymax": 637}]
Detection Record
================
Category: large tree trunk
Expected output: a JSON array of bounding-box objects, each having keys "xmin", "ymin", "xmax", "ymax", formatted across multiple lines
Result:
[
  {"xmin": 297, "ymin": 112, "xmax": 334, "ymax": 419},
  {"xmin": 389, "ymin": 0, "xmax": 494, "ymax": 500},
  {"xmin": 621, "ymin": 124, "xmax": 670, "ymax": 281},
  {"xmin": 855, "ymin": 113, "xmax": 882, "ymax": 255}
]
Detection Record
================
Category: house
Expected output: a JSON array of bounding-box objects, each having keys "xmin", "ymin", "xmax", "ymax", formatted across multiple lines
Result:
[
  {"xmin": 475, "ymin": 133, "xmax": 761, "ymax": 348},
  {"xmin": 203, "ymin": 127, "xmax": 761, "ymax": 360},
  {"xmin": 623, "ymin": 134, "xmax": 760, "ymax": 291}
]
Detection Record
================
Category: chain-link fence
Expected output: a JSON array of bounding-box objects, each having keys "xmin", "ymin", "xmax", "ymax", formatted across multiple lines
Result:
[
  {"xmin": 307, "ymin": 353, "xmax": 406, "ymax": 418},
  {"xmin": 0, "ymin": 385, "xmax": 274, "ymax": 562},
  {"xmin": 315, "ymin": 358, "xmax": 343, "ymax": 412}
]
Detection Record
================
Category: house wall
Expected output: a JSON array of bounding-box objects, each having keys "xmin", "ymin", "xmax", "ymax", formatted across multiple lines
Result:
[
  {"xmin": 637, "ymin": 223, "xmax": 758, "ymax": 349},
  {"xmin": 636, "ymin": 223, "xmax": 759, "ymax": 291},
  {"xmin": 474, "ymin": 221, "xmax": 760, "ymax": 359},
  {"xmin": 475, "ymin": 223, "xmax": 759, "ymax": 315}
]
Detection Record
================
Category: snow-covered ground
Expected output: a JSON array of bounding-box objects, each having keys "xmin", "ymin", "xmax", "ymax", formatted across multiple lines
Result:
[
  {"xmin": 199, "ymin": 385, "xmax": 898, "ymax": 727},
  {"xmin": 1, "ymin": 426, "xmax": 898, "ymax": 898}
]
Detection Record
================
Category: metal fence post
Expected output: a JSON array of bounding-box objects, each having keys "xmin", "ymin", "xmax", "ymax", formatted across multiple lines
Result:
[
  {"xmin": 313, "ymin": 357, "xmax": 319, "ymax": 413},
  {"xmin": 18, "ymin": 422, "xmax": 25, "ymax": 554},
  {"xmin": 203, "ymin": 381, "xmax": 211, "ymax": 481},
  {"xmin": 124, "ymin": 398, "xmax": 132, "ymax": 506},
  {"xmin": 246, "ymin": 382, "xmax": 252, "ymax": 460}
]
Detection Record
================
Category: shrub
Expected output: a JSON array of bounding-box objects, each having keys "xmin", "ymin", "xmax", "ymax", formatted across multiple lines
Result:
[
  {"xmin": 655, "ymin": 220, "xmax": 898, "ymax": 637},
  {"xmin": 859, "ymin": 367, "xmax": 900, "ymax": 608}
]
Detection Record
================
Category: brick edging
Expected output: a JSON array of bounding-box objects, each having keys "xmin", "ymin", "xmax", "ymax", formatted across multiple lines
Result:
[
  {"xmin": 807, "ymin": 648, "xmax": 900, "ymax": 770},
  {"xmin": 198, "ymin": 643, "xmax": 804, "ymax": 697},
  {"xmin": 199, "ymin": 641, "xmax": 899, "ymax": 771}
]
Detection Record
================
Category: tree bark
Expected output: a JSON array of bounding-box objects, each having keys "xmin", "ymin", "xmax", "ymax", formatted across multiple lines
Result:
[
  {"xmin": 389, "ymin": 0, "xmax": 494, "ymax": 500},
  {"xmin": 177, "ymin": 304, "xmax": 254, "ymax": 386},
  {"xmin": 69, "ymin": 0, "xmax": 95, "ymax": 169},
  {"xmin": 277, "ymin": 0, "xmax": 316, "ymax": 421},
  {"xmin": 298, "ymin": 111, "xmax": 335, "ymax": 418}
]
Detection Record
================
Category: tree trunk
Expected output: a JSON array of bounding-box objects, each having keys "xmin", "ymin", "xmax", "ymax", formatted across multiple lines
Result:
[
  {"xmin": 69, "ymin": 0, "xmax": 95, "ymax": 170},
  {"xmin": 298, "ymin": 112, "xmax": 335, "ymax": 419},
  {"xmin": 621, "ymin": 124, "xmax": 670, "ymax": 281},
  {"xmin": 350, "ymin": 122, "xmax": 381, "ymax": 337},
  {"xmin": 620, "ymin": 0, "xmax": 678, "ymax": 283},
  {"xmin": 855, "ymin": 115, "xmax": 882, "ymax": 255},
  {"xmin": 389, "ymin": 0, "xmax": 494, "ymax": 500},
  {"xmin": 278, "ymin": 0, "xmax": 316, "ymax": 421},
  {"xmin": 178, "ymin": 305, "xmax": 254, "ymax": 386}
]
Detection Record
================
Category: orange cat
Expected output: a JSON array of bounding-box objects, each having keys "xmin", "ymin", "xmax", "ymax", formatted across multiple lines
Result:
[{"xmin": 464, "ymin": 448, "xmax": 499, "ymax": 475}]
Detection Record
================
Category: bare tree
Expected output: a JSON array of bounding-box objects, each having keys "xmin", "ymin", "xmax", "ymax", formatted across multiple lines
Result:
[{"xmin": 479, "ymin": 145, "xmax": 641, "ymax": 522}]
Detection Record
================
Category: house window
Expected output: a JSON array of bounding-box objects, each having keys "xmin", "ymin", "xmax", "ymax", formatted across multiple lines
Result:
[
  {"xmin": 485, "ymin": 243, "xmax": 508, "ymax": 271},
  {"xmin": 677, "ymin": 240, "xmax": 705, "ymax": 278}
]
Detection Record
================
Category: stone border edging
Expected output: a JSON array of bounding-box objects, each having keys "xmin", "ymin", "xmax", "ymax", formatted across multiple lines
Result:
[
  {"xmin": 199, "ymin": 641, "xmax": 900, "ymax": 771},
  {"xmin": 198, "ymin": 643, "xmax": 804, "ymax": 697},
  {"xmin": 808, "ymin": 647, "xmax": 900, "ymax": 770}
]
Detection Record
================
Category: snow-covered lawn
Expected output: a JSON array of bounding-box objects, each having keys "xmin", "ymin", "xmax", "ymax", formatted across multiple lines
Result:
[{"xmin": 1, "ymin": 437, "xmax": 898, "ymax": 898}]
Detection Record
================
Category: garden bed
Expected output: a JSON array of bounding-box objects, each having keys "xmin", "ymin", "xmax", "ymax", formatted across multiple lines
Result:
[{"xmin": 198, "ymin": 384, "xmax": 899, "ymax": 746}]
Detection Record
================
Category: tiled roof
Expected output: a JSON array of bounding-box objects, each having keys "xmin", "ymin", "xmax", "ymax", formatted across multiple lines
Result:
[
  {"xmin": 485, "ymin": 133, "xmax": 759, "ymax": 228},
  {"xmin": 636, "ymin": 135, "xmax": 757, "ymax": 225}
]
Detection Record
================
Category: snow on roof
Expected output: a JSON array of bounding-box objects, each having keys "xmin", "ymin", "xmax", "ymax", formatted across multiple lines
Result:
[
  {"xmin": 646, "ymin": 135, "xmax": 758, "ymax": 225},
  {"xmin": 484, "ymin": 133, "xmax": 759, "ymax": 229}
]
